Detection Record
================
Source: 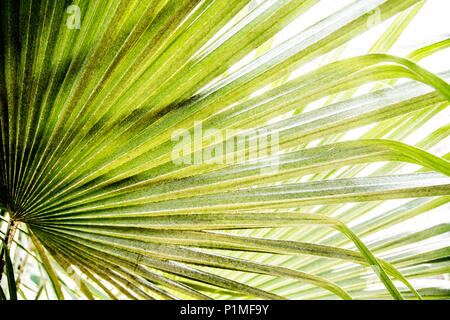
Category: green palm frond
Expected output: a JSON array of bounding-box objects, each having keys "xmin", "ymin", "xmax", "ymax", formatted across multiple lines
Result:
[{"xmin": 0, "ymin": 0, "xmax": 449, "ymax": 300}]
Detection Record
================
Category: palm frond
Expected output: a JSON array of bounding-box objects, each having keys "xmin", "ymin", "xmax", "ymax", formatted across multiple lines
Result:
[{"xmin": 0, "ymin": 0, "xmax": 449, "ymax": 300}]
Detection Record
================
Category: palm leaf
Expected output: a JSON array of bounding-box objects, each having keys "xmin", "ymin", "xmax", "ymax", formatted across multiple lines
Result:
[{"xmin": 0, "ymin": 0, "xmax": 449, "ymax": 300}]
